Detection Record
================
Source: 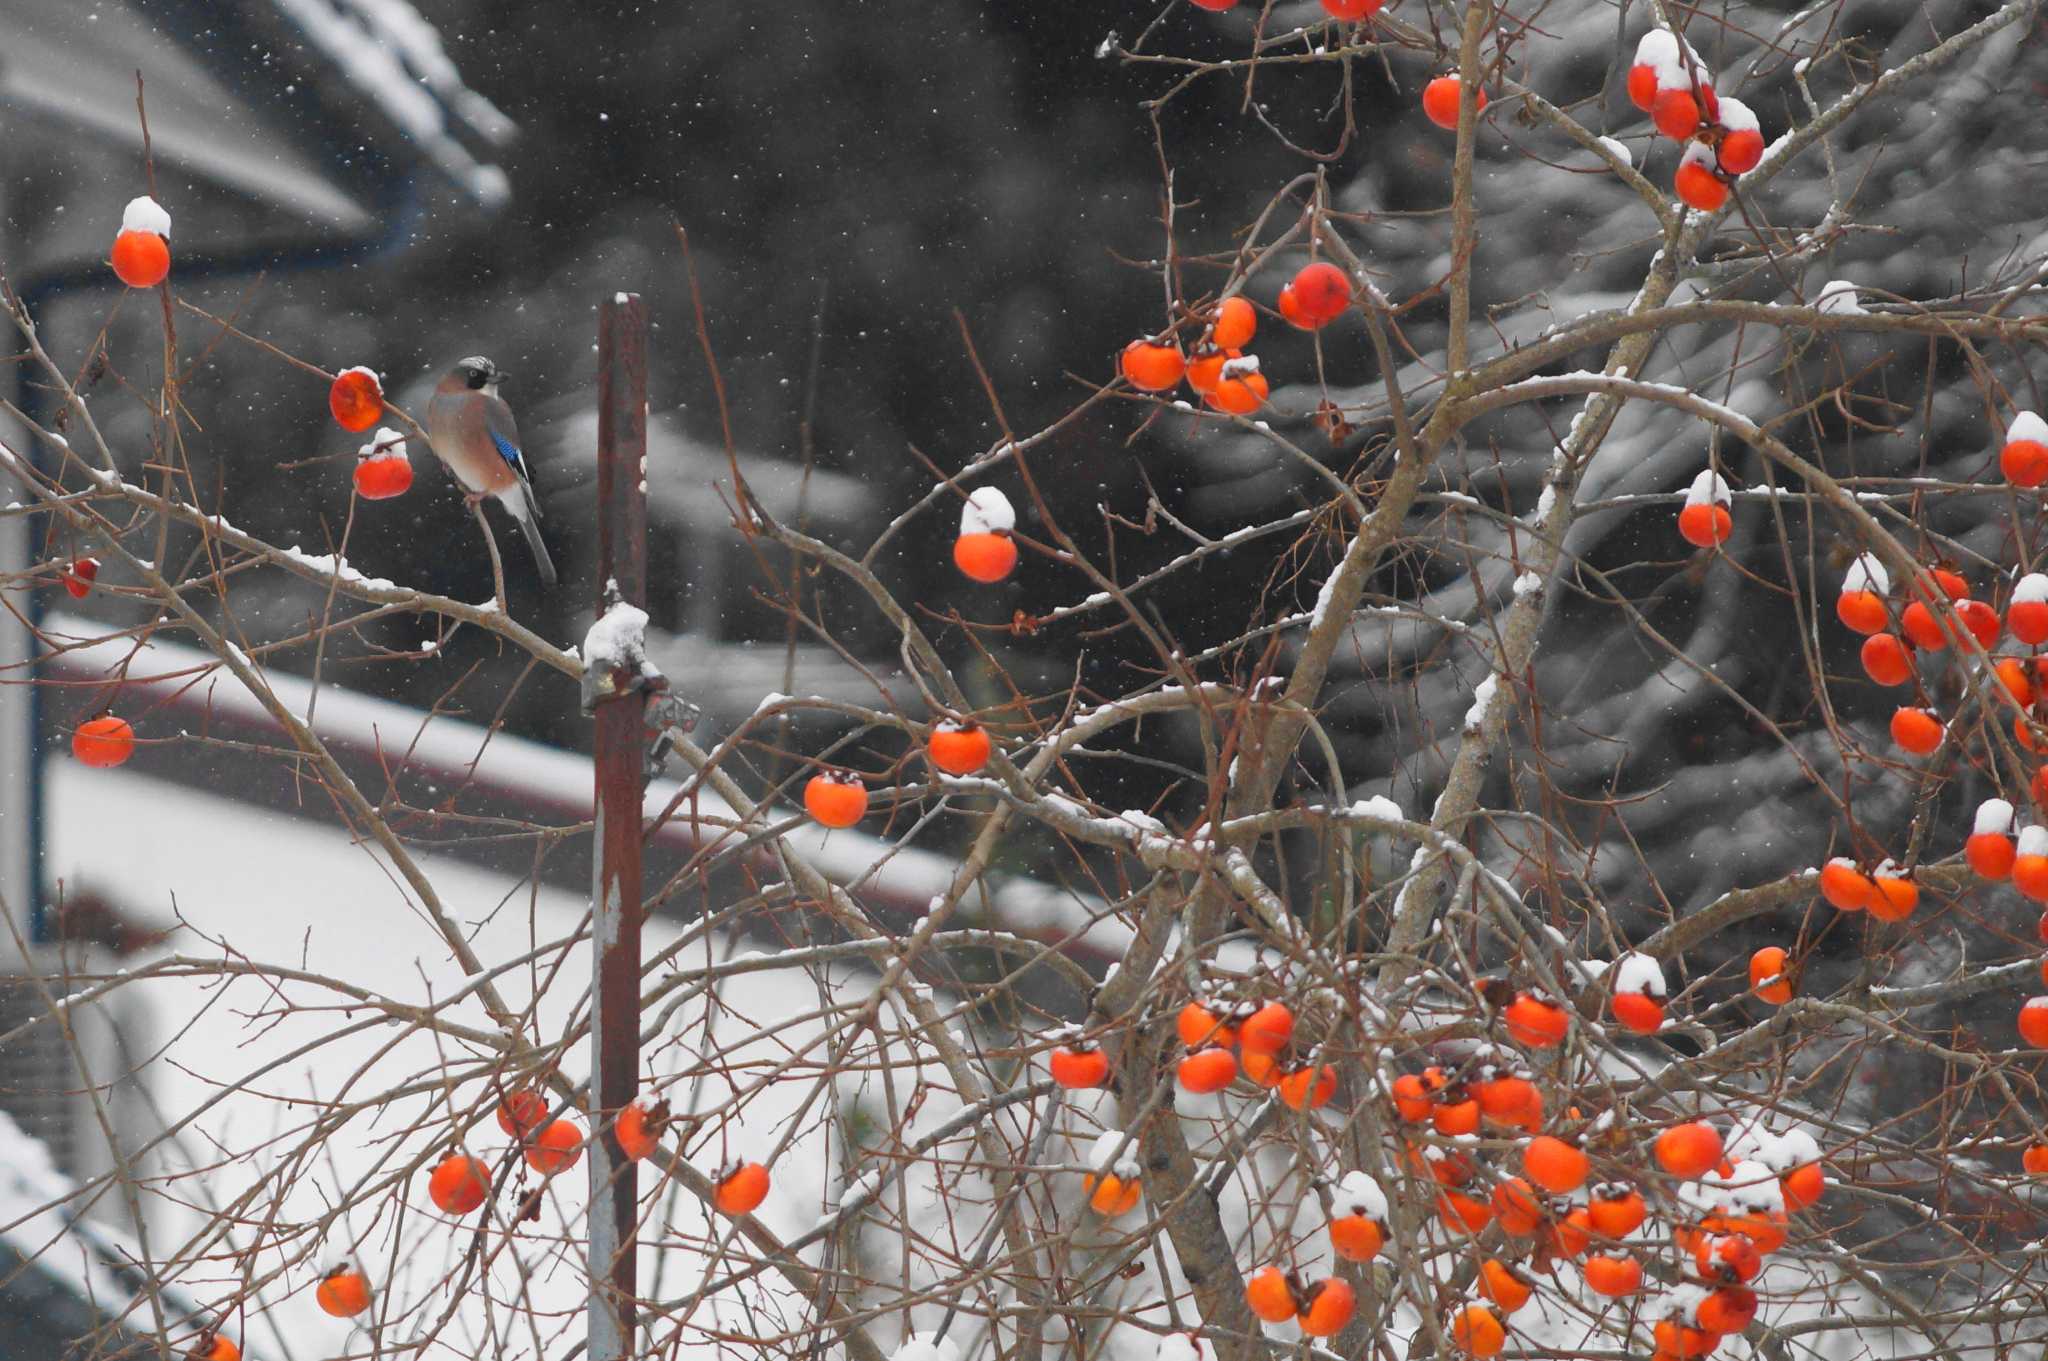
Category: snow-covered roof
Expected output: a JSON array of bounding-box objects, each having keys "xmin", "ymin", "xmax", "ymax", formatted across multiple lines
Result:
[
  {"xmin": 0, "ymin": 1108, "xmax": 217, "ymax": 1353},
  {"xmin": 0, "ymin": 0, "xmax": 513, "ymax": 226}
]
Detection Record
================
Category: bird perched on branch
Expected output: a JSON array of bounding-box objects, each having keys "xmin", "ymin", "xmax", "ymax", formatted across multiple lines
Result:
[{"xmin": 425, "ymin": 356, "xmax": 557, "ymax": 587}]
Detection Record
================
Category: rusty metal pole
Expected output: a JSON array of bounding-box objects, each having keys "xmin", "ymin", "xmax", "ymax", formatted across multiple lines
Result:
[{"xmin": 589, "ymin": 293, "xmax": 648, "ymax": 1361}]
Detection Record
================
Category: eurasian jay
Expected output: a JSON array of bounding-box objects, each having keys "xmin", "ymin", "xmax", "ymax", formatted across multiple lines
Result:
[{"xmin": 425, "ymin": 356, "xmax": 557, "ymax": 587}]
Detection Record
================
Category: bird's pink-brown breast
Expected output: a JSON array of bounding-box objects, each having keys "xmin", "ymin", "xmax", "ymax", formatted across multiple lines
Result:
[{"xmin": 427, "ymin": 389, "xmax": 520, "ymax": 497}]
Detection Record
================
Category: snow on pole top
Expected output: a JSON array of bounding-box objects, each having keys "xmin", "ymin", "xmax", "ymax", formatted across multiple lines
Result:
[
  {"xmin": 1815, "ymin": 280, "xmax": 1866, "ymax": 316},
  {"xmin": 1684, "ymin": 469, "xmax": 1730, "ymax": 507},
  {"xmin": 2015, "ymin": 572, "xmax": 2048, "ymax": 604},
  {"xmin": 960, "ymin": 487, "xmax": 1016, "ymax": 536},
  {"xmin": 1842, "ymin": 552, "xmax": 1889, "ymax": 596},
  {"xmin": 1333, "ymin": 1169, "xmax": 1387, "ymax": 1219},
  {"xmin": 1611, "ymin": 952, "xmax": 1666, "ymax": 997},
  {"xmin": 2007, "ymin": 411, "xmax": 2048, "ymax": 446},
  {"xmin": 581, "ymin": 598, "xmax": 650, "ymax": 673},
  {"xmin": 893, "ymin": 1334, "xmax": 963, "ymax": 1361},
  {"xmin": 121, "ymin": 195, "xmax": 171, "ymax": 238},
  {"xmin": 1715, "ymin": 96, "xmax": 1759, "ymax": 134},
  {"xmin": 1975, "ymin": 798, "xmax": 2015, "ymax": 835},
  {"xmin": 2021, "ymin": 825, "xmax": 2048, "ymax": 858},
  {"xmin": 357, "ymin": 427, "xmax": 409, "ymax": 460}
]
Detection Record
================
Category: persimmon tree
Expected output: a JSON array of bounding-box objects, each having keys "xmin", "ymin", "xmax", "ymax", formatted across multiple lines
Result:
[{"xmin": 6, "ymin": 0, "xmax": 2048, "ymax": 1358}]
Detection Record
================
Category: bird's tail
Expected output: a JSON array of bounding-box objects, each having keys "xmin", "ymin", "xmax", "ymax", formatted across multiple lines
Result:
[
  {"xmin": 517, "ymin": 513, "xmax": 558, "ymax": 589},
  {"xmin": 509, "ymin": 480, "xmax": 557, "ymax": 588}
]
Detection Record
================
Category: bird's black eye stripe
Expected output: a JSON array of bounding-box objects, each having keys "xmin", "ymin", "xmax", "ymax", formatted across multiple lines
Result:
[{"xmin": 466, "ymin": 369, "xmax": 489, "ymax": 389}]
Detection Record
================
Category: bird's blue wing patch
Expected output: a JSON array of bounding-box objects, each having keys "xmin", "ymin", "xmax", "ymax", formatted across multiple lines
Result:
[{"xmin": 489, "ymin": 430, "xmax": 527, "ymax": 475}]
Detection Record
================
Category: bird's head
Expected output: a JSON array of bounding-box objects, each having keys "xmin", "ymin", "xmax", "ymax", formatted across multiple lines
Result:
[{"xmin": 451, "ymin": 355, "xmax": 505, "ymax": 391}]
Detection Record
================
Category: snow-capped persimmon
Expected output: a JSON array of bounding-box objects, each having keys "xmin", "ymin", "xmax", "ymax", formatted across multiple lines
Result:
[
  {"xmin": 1611, "ymin": 990, "xmax": 1665, "ymax": 1035},
  {"xmin": 1652, "ymin": 87, "xmax": 1703, "ymax": 139},
  {"xmin": 1859, "ymin": 634, "xmax": 1913, "ymax": 687},
  {"xmin": 1279, "ymin": 1065, "xmax": 1337, "ymax": 1110},
  {"xmin": 1653, "ymin": 1320, "xmax": 1720, "ymax": 1359},
  {"xmin": 2020, "ymin": 996, "xmax": 2048, "ymax": 1048},
  {"xmin": 1205, "ymin": 369, "xmax": 1268, "ymax": 415},
  {"xmin": 1547, "ymin": 1207, "xmax": 1594, "ymax": 1256},
  {"xmin": 1177, "ymin": 1001, "xmax": 1236, "ymax": 1049},
  {"xmin": 2001, "ymin": 412, "xmax": 2048, "ymax": 486},
  {"xmin": 1286, "ymin": 262, "xmax": 1353, "ymax": 327},
  {"xmin": 714, "ymin": 1160, "xmax": 772, "ymax": 1215},
  {"xmin": 1955, "ymin": 597, "xmax": 2001, "ymax": 649},
  {"xmin": 1491, "ymin": 1177, "xmax": 1544, "ymax": 1235},
  {"xmin": 1422, "ymin": 76, "xmax": 1486, "ymax": 130},
  {"xmin": 1717, "ymin": 128, "xmax": 1764, "ymax": 175},
  {"xmin": 1697, "ymin": 1285, "xmax": 1758, "ymax": 1334},
  {"xmin": 1245, "ymin": 1267, "xmax": 1298, "ymax": 1323},
  {"xmin": 63, "ymin": 557, "xmax": 99, "ymax": 599},
  {"xmin": 1696, "ymin": 1231, "xmax": 1762, "ymax": 1283},
  {"xmin": 497, "ymin": 1090, "xmax": 548, "ymax": 1137},
  {"xmin": 1450, "ymin": 1302, "xmax": 1506, "ymax": 1357},
  {"xmin": 1503, "ymin": 992, "xmax": 1568, "ymax": 1048},
  {"xmin": 1120, "ymin": 339, "xmax": 1186, "ymax": 392},
  {"xmin": 316, "ymin": 1263, "xmax": 372, "ymax": 1318},
  {"xmin": 1677, "ymin": 502, "xmax": 1731, "ymax": 548},
  {"xmin": 426, "ymin": 1154, "xmax": 490, "ymax": 1215},
  {"xmin": 2022, "ymin": 1142, "xmax": 2048, "ymax": 1175},
  {"xmin": 1473, "ymin": 1071, "xmax": 1542, "ymax": 1128},
  {"xmin": 1523, "ymin": 1135, "xmax": 1590, "ymax": 1193},
  {"xmin": 1997, "ymin": 658, "xmax": 2037, "ymax": 708},
  {"xmin": 1437, "ymin": 1188, "xmax": 1493, "ymax": 1233},
  {"xmin": 1185, "ymin": 347, "xmax": 1233, "ymax": 394},
  {"xmin": 353, "ymin": 447, "xmax": 414, "ymax": 500},
  {"xmin": 1329, "ymin": 1213, "xmax": 1384, "ymax": 1261},
  {"xmin": 1208, "ymin": 296, "xmax": 1256, "ymax": 349},
  {"xmin": 1477, "ymin": 1259, "xmax": 1532, "ymax": 1313},
  {"xmin": 110, "ymin": 229, "xmax": 170, "ymax": 288},
  {"xmin": 1900, "ymin": 600, "xmax": 1947, "ymax": 651},
  {"xmin": 1584, "ymin": 1252, "xmax": 1642, "ymax": 1297},
  {"xmin": 1889, "ymin": 706, "xmax": 1944, "ymax": 755},
  {"xmin": 804, "ymin": 770, "xmax": 869, "ymax": 827},
  {"xmin": 1391, "ymin": 1072, "xmax": 1434, "ymax": 1122},
  {"xmin": 615, "ymin": 1094, "xmax": 669, "ymax": 1161},
  {"xmin": 524, "ymin": 1119, "xmax": 584, "ymax": 1176},
  {"xmin": 1177, "ymin": 1046, "xmax": 1238, "ymax": 1093},
  {"xmin": 1298, "ymin": 1278, "xmax": 1355, "ymax": 1336},
  {"xmin": 1084, "ymin": 1167, "xmax": 1141, "ymax": 1216},
  {"xmin": 954, "ymin": 531, "xmax": 1019, "ymax": 583},
  {"xmin": 72, "ymin": 714, "xmax": 135, "ymax": 768},
  {"xmin": 1320, "ymin": 0, "xmax": 1383, "ymax": 16},
  {"xmin": 1780, "ymin": 1161, "xmax": 1826, "ymax": 1210},
  {"xmin": 1587, "ymin": 1183, "xmax": 1647, "ymax": 1236},
  {"xmin": 1749, "ymin": 946, "xmax": 1794, "ymax": 1004},
  {"xmin": 1049, "ymin": 1041, "xmax": 1110, "ymax": 1090},
  {"xmin": 329, "ymin": 367, "xmax": 385, "ymax": 432},
  {"xmin": 1674, "ymin": 151, "xmax": 1728, "ymax": 212},
  {"xmin": 1242, "ymin": 1050, "xmax": 1286, "ymax": 1093},
  {"xmin": 1654, "ymin": 1121, "xmax": 1724, "ymax": 1179},
  {"xmin": 2022, "ymin": 829, "xmax": 2048, "ymax": 901},
  {"xmin": 1433, "ymin": 1095, "xmax": 1482, "ymax": 1135},
  {"xmin": 1818, "ymin": 858, "xmax": 1874, "ymax": 911},
  {"xmin": 928, "ymin": 720, "xmax": 993, "ymax": 775},
  {"xmin": 1865, "ymin": 869, "xmax": 1918, "ymax": 922},
  {"xmin": 2009, "ymin": 573, "xmax": 2048, "ymax": 642},
  {"xmin": 1836, "ymin": 588, "xmax": 1889, "ymax": 634},
  {"xmin": 1239, "ymin": 1001, "xmax": 1296, "ymax": 1054}
]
